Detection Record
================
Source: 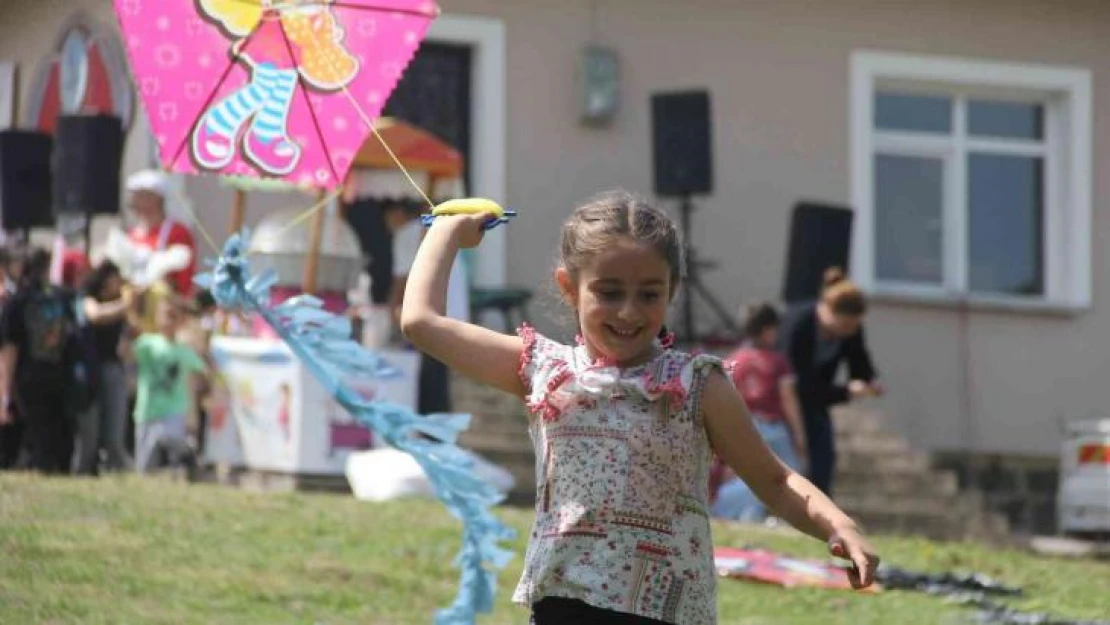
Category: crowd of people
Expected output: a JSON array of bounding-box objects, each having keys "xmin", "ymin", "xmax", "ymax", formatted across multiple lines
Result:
[{"xmin": 0, "ymin": 170, "xmax": 215, "ymax": 479}]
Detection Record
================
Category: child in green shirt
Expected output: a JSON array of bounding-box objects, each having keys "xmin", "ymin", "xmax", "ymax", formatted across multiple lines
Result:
[{"xmin": 132, "ymin": 300, "xmax": 207, "ymax": 475}]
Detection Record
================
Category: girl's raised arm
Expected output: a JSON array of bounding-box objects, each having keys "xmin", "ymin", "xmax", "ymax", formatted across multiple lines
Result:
[{"xmin": 400, "ymin": 214, "xmax": 526, "ymax": 399}]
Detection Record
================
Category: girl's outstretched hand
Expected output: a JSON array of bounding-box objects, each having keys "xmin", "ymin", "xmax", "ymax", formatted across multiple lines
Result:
[{"xmin": 828, "ymin": 526, "xmax": 880, "ymax": 589}]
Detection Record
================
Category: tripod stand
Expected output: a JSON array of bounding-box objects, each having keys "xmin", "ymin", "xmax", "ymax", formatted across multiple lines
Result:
[{"xmin": 675, "ymin": 194, "xmax": 741, "ymax": 344}]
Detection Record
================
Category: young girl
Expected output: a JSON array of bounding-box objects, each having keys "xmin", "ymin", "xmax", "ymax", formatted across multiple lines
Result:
[{"xmin": 401, "ymin": 191, "xmax": 879, "ymax": 624}]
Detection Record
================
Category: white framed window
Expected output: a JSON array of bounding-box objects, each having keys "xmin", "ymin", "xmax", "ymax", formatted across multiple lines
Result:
[{"xmin": 850, "ymin": 50, "xmax": 1092, "ymax": 310}]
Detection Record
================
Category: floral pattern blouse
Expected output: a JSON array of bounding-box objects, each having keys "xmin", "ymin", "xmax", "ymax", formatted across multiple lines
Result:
[{"xmin": 512, "ymin": 324, "xmax": 725, "ymax": 624}]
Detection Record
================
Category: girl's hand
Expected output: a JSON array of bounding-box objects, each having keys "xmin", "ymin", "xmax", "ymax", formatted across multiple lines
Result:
[
  {"xmin": 828, "ymin": 526, "xmax": 880, "ymax": 589},
  {"xmin": 433, "ymin": 213, "xmax": 493, "ymax": 249}
]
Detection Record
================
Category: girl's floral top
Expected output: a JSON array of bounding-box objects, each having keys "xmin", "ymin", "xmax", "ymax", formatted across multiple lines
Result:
[{"xmin": 511, "ymin": 324, "xmax": 725, "ymax": 624}]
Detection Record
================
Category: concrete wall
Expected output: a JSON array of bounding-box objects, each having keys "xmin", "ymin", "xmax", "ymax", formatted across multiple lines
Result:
[{"xmin": 2, "ymin": 0, "xmax": 1108, "ymax": 459}]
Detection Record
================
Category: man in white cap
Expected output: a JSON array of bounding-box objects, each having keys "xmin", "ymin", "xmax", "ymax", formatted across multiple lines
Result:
[{"xmin": 125, "ymin": 170, "xmax": 196, "ymax": 297}]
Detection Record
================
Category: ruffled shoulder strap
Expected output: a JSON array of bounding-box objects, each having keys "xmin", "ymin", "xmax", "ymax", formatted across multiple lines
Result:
[
  {"xmin": 680, "ymin": 353, "xmax": 728, "ymax": 424},
  {"xmin": 517, "ymin": 324, "xmax": 574, "ymax": 415}
]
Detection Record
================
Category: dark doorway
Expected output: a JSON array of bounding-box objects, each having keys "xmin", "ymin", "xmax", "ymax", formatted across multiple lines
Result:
[{"xmin": 384, "ymin": 42, "xmax": 473, "ymax": 192}]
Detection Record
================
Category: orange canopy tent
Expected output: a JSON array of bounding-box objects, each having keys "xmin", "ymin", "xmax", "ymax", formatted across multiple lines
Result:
[
  {"xmin": 347, "ymin": 116, "xmax": 464, "ymax": 202},
  {"xmin": 353, "ymin": 116, "xmax": 463, "ymax": 178}
]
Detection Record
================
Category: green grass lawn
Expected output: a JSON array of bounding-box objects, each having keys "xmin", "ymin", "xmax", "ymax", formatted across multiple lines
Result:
[{"xmin": 1, "ymin": 474, "xmax": 1107, "ymax": 625}]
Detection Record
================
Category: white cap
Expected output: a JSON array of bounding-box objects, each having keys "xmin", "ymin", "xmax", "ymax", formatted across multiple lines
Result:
[{"xmin": 125, "ymin": 169, "xmax": 169, "ymax": 197}]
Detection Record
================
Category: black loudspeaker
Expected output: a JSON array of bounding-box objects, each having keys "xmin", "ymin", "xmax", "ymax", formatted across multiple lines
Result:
[
  {"xmin": 651, "ymin": 90, "xmax": 712, "ymax": 196},
  {"xmin": 782, "ymin": 202, "xmax": 854, "ymax": 304},
  {"xmin": 0, "ymin": 130, "xmax": 54, "ymax": 231},
  {"xmin": 53, "ymin": 114, "xmax": 124, "ymax": 216}
]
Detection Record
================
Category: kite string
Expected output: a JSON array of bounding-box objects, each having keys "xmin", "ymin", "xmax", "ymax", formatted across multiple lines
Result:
[
  {"xmin": 312, "ymin": 12, "xmax": 437, "ymax": 210},
  {"xmin": 246, "ymin": 187, "xmax": 343, "ymax": 254},
  {"xmin": 154, "ymin": 167, "xmax": 343, "ymax": 262},
  {"xmin": 345, "ymin": 86, "xmax": 438, "ymax": 211},
  {"xmin": 156, "ymin": 170, "xmax": 222, "ymax": 256}
]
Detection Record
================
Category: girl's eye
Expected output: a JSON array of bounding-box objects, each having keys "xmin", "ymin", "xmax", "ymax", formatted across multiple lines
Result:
[
  {"xmin": 641, "ymin": 292, "xmax": 661, "ymax": 302},
  {"xmin": 599, "ymin": 291, "xmax": 622, "ymax": 301}
]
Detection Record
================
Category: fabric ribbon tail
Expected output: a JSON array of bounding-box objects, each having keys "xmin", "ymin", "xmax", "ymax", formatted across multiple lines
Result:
[
  {"xmin": 408, "ymin": 412, "xmax": 471, "ymax": 445},
  {"xmin": 245, "ymin": 268, "xmax": 279, "ymax": 295},
  {"xmin": 197, "ymin": 231, "xmax": 517, "ymax": 625}
]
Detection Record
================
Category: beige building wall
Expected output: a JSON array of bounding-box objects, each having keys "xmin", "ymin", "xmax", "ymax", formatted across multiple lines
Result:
[{"xmin": 2, "ymin": 0, "xmax": 1107, "ymax": 458}]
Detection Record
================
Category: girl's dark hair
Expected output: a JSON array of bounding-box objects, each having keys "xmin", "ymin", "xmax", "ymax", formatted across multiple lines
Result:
[
  {"xmin": 743, "ymin": 302, "xmax": 781, "ymax": 340},
  {"xmin": 19, "ymin": 248, "xmax": 51, "ymax": 289},
  {"xmin": 82, "ymin": 260, "xmax": 122, "ymax": 300},
  {"xmin": 560, "ymin": 190, "xmax": 685, "ymax": 296},
  {"xmin": 821, "ymin": 266, "xmax": 867, "ymax": 316}
]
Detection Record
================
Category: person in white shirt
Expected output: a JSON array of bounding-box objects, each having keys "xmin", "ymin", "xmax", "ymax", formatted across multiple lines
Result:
[{"xmin": 387, "ymin": 202, "xmax": 469, "ymax": 414}]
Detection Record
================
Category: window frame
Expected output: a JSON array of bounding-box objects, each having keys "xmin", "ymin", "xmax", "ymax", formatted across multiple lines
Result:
[{"xmin": 850, "ymin": 50, "xmax": 1092, "ymax": 311}]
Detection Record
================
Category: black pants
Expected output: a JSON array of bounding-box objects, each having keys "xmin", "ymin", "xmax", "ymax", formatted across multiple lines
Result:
[
  {"xmin": 532, "ymin": 598, "xmax": 673, "ymax": 625},
  {"xmin": 18, "ymin": 392, "xmax": 74, "ymax": 475},
  {"xmin": 125, "ymin": 390, "xmax": 137, "ymax": 457},
  {"xmin": 195, "ymin": 407, "xmax": 208, "ymax": 459},
  {"xmin": 0, "ymin": 417, "xmax": 26, "ymax": 469},
  {"xmin": 418, "ymin": 352, "xmax": 451, "ymax": 415},
  {"xmin": 803, "ymin": 405, "xmax": 836, "ymax": 496}
]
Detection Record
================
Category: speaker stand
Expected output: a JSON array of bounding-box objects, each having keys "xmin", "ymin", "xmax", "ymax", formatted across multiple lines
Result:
[
  {"xmin": 675, "ymin": 195, "xmax": 741, "ymax": 344},
  {"xmin": 82, "ymin": 212, "xmax": 92, "ymax": 256}
]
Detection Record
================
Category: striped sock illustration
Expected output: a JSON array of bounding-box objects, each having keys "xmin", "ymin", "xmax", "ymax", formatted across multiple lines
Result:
[
  {"xmin": 250, "ymin": 68, "xmax": 298, "ymax": 144},
  {"xmin": 244, "ymin": 67, "xmax": 301, "ymax": 174},
  {"xmin": 192, "ymin": 63, "xmax": 285, "ymax": 170},
  {"xmin": 204, "ymin": 63, "xmax": 282, "ymax": 138}
]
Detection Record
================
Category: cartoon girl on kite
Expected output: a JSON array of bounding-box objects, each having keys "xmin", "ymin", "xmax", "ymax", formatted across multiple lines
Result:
[{"xmin": 191, "ymin": 0, "xmax": 360, "ymax": 176}]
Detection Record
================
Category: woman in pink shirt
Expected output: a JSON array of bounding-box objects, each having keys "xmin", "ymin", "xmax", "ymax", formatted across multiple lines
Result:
[{"xmin": 712, "ymin": 303, "xmax": 807, "ymax": 522}]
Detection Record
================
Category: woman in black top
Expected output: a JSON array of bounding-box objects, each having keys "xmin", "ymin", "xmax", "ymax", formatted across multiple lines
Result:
[
  {"xmin": 73, "ymin": 260, "xmax": 133, "ymax": 474},
  {"xmin": 779, "ymin": 268, "xmax": 883, "ymax": 496}
]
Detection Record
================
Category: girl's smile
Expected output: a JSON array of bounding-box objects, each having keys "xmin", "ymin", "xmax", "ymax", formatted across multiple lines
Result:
[{"xmin": 559, "ymin": 236, "xmax": 673, "ymax": 367}]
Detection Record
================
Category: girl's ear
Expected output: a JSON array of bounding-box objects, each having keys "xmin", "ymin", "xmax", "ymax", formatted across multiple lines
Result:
[{"xmin": 554, "ymin": 267, "xmax": 577, "ymax": 306}]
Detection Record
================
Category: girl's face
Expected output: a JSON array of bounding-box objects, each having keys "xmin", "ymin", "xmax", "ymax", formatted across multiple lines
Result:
[{"xmin": 557, "ymin": 236, "xmax": 672, "ymax": 367}]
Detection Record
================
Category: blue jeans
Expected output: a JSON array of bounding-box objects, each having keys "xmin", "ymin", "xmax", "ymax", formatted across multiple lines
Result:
[{"xmin": 711, "ymin": 416, "xmax": 801, "ymax": 522}]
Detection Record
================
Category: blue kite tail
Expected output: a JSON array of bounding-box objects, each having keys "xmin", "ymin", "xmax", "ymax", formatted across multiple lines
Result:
[{"xmin": 195, "ymin": 229, "xmax": 517, "ymax": 625}]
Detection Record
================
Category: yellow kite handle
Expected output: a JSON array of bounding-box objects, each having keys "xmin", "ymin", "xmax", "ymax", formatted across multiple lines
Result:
[
  {"xmin": 431, "ymin": 198, "xmax": 506, "ymax": 219},
  {"xmin": 422, "ymin": 198, "xmax": 516, "ymax": 231}
]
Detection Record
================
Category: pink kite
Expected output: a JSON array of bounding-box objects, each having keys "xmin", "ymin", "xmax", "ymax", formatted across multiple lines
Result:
[
  {"xmin": 114, "ymin": 0, "xmax": 439, "ymax": 188},
  {"xmin": 714, "ymin": 547, "xmax": 882, "ymax": 593}
]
